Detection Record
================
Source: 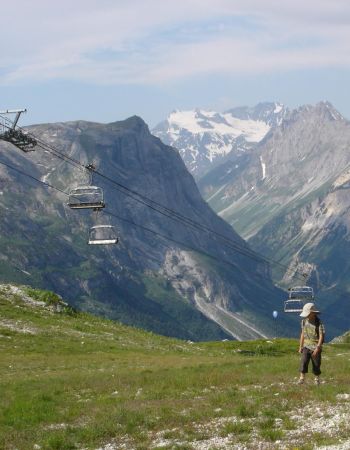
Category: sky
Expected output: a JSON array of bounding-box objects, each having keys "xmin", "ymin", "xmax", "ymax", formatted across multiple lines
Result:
[{"xmin": 1, "ymin": 0, "xmax": 350, "ymax": 128}]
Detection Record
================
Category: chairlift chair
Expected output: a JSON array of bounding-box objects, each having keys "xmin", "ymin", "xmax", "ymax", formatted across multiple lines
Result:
[
  {"xmin": 68, "ymin": 186, "xmax": 105, "ymax": 210},
  {"xmin": 284, "ymin": 299, "xmax": 305, "ymax": 313},
  {"xmin": 88, "ymin": 225, "xmax": 119, "ymax": 245},
  {"xmin": 284, "ymin": 286, "xmax": 315, "ymax": 313},
  {"xmin": 289, "ymin": 286, "xmax": 314, "ymax": 300}
]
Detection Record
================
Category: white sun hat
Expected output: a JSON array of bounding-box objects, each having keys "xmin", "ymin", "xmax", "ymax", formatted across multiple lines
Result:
[{"xmin": 300, "ymin": 302, "xmax": 320, "ymax": 318}]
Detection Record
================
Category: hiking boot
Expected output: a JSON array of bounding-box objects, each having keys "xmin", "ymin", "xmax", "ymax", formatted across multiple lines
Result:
[{"xmin": 297, "ymin": 378, "xmax": 305, "ymax": 385}]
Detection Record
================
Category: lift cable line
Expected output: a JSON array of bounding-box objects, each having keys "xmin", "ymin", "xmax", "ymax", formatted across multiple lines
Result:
[
  {"xmin": 0, "ymin": 158, "xmax": 260, "ymax": 275},
  {"xmin": 0, "ymin": 159, "xmax": 67, "ymax": 195},
  {"xmin": 1, "ymin": 155, "xmax": 350, "ymax": 313},
  {"xmin": 0, "ymin": 157, "xmax": 244, "ymax": 284},
  {"xmin": 0, "ymin": 118, "xmax": 329, "ymax": 274},
  {"xmin": 0, "ymin": 156, "xmax": 348, "ymax": 305},
  {"xmin": 0, "ymin": 157, "xmax": 303, "ymax": 293},
  {"xmin": 0, "ymin": 117, "xmax": 302, "ymax": 271},
  {"xmin": 34, "ymin": 135, "xmax": 267, "ymax": 263},
  {"xmin": 0, "ymin": 158, "xmax": 274, "ymax": 284},
  {"xmin": 33, "ymin": 144, "xmax": 325, "ymax": 284},
  {"xmin": 0, "ymin": 163, "xmax": 302, "ymax": 320},
  {"xmin": 0, "ymin": 115, "xmax": 280, "ymax": 266},
  {"xmin": 0, "ymin": 116, "xmax": 347, "ymax": 293},
  {"xmin": 0, "ymin": 116, "xmax": 332, "ymax": 290},
  {"xmin": 0, "ymin": 153, "xmax": 269, "ymax": 271},
  {"xmin": 0, "ymin": 117, "xmax": 293, "ymax": 256},
  {"xmin": 6, "ymin": 124, "xmax": 259, "ymax": 253},
  {"xmin": 0, "ymin": 161, "xmax": 166, "ymax": 270}
]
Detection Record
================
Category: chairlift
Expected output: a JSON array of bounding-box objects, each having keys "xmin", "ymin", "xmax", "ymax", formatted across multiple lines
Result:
[
  {"xmin": 88, "ymin": 225, "xmax": 119, "ymax": 245},
  {"xmin": 284, "ymin": 286, "xmax": 315, "ymax": 313},
  {"xmin": 68, "ymin": 186, "xmax": 105, "ymax": 210}
]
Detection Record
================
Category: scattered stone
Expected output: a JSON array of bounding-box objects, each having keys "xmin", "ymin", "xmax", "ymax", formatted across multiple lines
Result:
[{"xmin": 336, "ymin": 393, "xmax": 350, "ymax": 400}]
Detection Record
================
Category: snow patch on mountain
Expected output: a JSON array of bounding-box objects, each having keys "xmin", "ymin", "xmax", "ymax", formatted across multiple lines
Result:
[
  {"xmin": 166, "ymin": 109, "xmax": 270, "ymax": 142},
  {"xmin": 274, "ymin": 104, "xmax": 283, "ymax": 114},
  {"xmin": 260, "ymin": 156, "xmax": 266, "ymax": 180}
]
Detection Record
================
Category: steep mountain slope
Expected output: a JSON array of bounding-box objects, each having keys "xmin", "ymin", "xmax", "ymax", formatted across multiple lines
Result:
[
  {"xmin": 0, "ymin": 116, "xmax": 293, "ymax": 340},
  {"xmin": 199, "ymin": 102, "xmax": 350, "ymax": 336},
  {"xmin": 152, "ymin": 103, "xmax": 288, "ymax": 179}
]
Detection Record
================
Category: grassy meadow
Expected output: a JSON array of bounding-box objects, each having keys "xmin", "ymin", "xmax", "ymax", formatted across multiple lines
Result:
[{"xmin": 0, "ymin": 285, "xmax": 349, "ymax": 450}]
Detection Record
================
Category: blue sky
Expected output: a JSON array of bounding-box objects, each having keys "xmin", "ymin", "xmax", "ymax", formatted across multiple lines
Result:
[{"xmin": 1, "ymin": 0, "xmax": 350, "ymax": 127}]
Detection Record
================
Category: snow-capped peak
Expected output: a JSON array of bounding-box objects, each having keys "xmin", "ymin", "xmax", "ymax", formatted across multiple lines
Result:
[{"xmin": 152, "ymin": 102, "xmax": 288, "ymax": 179}]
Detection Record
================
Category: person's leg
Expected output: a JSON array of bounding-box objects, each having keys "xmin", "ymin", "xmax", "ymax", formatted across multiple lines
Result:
[
  {"xmin": 311, "ymin": 350, "xmax": 322, "ymax": 384},
  {"xmin": 298, "ymin": 348, "xmax": 311, "ymax": 383}
]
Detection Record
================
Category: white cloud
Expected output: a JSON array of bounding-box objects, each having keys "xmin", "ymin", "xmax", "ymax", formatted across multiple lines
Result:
[{"xmin": 1, "ymin": 0, "xmax": 350, "ymax": 85}]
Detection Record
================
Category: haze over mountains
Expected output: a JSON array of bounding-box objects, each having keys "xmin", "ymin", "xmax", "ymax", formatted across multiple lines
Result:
[
  {"xmin": 0, "ymin": 116, "xmax": 293, "ymax": 341},
  {"xmin": 155, "ymin": 101, "xmax": 350, "ymax": 336}
]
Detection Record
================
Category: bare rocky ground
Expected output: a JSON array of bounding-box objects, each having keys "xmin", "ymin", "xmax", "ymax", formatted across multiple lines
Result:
[{"xmin": 97, "ymin": 389, "xmax": 350, "ymax": 450}]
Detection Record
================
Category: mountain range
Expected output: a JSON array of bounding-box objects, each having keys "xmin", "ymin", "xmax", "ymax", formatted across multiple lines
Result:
[
  {"xmin": 155, "ymin": 101, "xmax": 349, "ymax": 337},
  {"xmin": 0, "ymin": 116, "xmax": 294, "ymax": 341}
]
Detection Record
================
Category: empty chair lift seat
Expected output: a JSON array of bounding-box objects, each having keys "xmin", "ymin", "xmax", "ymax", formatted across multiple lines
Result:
[
  {"xmin": 284, "ymin": 286, "xmax": 315, "ymax": 313},
  {"xmin": 289, "ymin": 286, "xmax": 314, "ymax": 300},
  {"xmin": 68, "ymin": 186, "xmax": 105, "ymax": 209},
  {"xmin": 88, "ymin": 225, "xmax": 119, "ymax": 245}
]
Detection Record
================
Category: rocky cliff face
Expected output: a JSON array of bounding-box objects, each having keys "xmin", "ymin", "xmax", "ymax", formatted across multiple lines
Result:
[
  {"xmin": 198, "ymin": 102, "xmax": 350, "ymax": 337},
  {"xmin": 0, "ymin": 116, "xmax": 293, "ymax": 340}
]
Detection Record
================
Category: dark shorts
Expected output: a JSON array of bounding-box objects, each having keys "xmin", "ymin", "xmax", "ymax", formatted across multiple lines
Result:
[{"xmin": 299, "ymin": 347, "xmax": 322, "ymax": 375}]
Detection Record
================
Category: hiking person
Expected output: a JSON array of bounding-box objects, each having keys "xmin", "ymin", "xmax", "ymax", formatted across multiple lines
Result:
[{"xmin": 298, "ymin": 303, "xmax": 325, "ymax": 385}]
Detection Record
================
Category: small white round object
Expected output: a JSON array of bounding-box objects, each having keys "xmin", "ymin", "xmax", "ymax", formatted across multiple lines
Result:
[{"xmin": 273, "ymin": 310, "xmax": 278, "ymax": 319}]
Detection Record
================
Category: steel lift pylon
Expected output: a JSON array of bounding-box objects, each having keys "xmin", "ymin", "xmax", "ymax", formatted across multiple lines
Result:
[{"xmin": 0, "ymin": 109, "xmax": 37, "ymax": 152}]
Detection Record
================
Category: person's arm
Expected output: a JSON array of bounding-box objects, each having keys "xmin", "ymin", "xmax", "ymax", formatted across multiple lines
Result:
[
  {"xmin": 299, "ymin": 329, "xmax": 304, "ymax": 353},
  {"xmin": 313, "ymin": 328, "xmax": 324, "ymax": 356}
]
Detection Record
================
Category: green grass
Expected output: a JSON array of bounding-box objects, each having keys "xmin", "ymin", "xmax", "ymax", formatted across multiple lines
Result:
[{"xmin": 1, "ymin": 284, "xmax": 350, "ymax": 449}]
